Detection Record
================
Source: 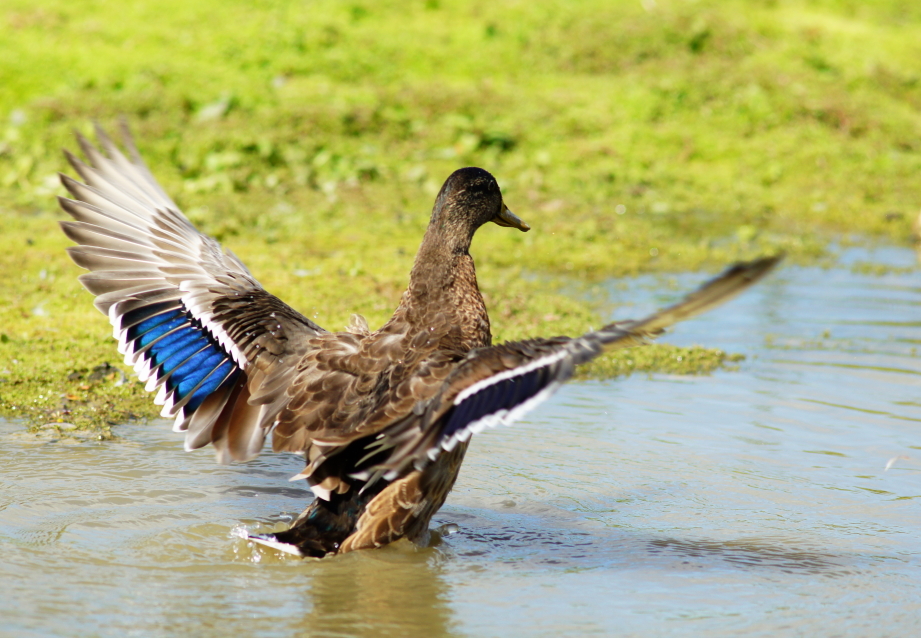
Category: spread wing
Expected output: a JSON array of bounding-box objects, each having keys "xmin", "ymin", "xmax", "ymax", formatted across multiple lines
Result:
[
  {"xmin": 361, "ymin": 255, "xmax": 781, "ymax": 480},
  {"xmin": 58, "ymin": 124, "xmax": 326, "ymax": 462}
]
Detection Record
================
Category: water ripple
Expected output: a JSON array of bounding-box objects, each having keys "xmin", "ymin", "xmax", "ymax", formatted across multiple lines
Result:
[{"xmin": 2, "ymin": 247, "xmax": 921, "ymax": 636}]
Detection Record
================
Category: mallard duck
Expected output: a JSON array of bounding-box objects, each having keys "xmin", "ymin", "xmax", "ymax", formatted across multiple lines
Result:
[{"xmin": 58, "ymin": 125, "xmax": 779, "ymax": 557}]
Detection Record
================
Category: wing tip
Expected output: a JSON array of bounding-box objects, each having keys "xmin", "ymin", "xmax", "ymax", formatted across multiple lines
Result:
[
  {"xmin": 247, "ymin": 534, "xmax": 305, "ymax": 557},
  {"xmin": 731, "ymin": 252, "xmax": 784, "ymax": 283}
]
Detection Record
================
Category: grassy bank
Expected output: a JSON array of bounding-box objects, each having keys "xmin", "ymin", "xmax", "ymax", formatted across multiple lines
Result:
[{"xmin": 2, "ymin": 0, "xmax": 920, "ymax": 429}]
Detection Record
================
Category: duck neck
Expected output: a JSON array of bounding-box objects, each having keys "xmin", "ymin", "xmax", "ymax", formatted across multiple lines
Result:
[
  {"xmin": 409, "ymin": 221, "xmax": 471, "ymax": 283},
  {"xmin": 396, "ymin": 224, "xmax": 491, "ymax": 348}
]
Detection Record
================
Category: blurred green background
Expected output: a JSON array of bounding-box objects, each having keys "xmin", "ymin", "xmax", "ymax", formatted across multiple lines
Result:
[{"xmin": 2, "ymin": 0, "xmax": 920, "ymax": 428}]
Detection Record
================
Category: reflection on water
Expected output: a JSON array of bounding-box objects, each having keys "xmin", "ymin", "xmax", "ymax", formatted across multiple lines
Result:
[
  {"xmin": 646, "ymin": 537, "xmax": 847, "ymax": 576},
  {"xmin": 296, "ymin": 548, "xmax": 455, "ymax": 638},
  {"xmin": 2, "ymin": 247, "xmax": 921, "ymax": 637}
]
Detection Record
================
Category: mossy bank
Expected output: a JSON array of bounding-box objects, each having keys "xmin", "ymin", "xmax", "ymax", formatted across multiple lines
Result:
[{"xmin": 2, "ymin": 0, "xmax": 920, "ymax": 430}]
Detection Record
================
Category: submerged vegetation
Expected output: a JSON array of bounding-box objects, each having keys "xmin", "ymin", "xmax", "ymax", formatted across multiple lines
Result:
[{"xmin": 1, "ymin": 0, "xmax": 920, "ymax": 429}]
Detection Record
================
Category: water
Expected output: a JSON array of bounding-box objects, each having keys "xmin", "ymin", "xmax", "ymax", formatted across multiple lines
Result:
[{"xmin": 2, "ymin": 247, "xmax": 920, "ymax": 637}]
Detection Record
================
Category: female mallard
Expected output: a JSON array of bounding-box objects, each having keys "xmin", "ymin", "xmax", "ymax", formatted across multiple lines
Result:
[{"xmin": 58, "ymin": 125, "xmax": 779, "ymax": 557}]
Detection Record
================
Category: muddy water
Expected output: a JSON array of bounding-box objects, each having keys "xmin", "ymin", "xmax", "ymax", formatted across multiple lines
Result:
[{"xmin": 1, "ymin": 247, "xmax": 919, "ymax": 637}]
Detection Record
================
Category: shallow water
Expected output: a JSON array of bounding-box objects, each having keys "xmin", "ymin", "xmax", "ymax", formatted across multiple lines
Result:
[{"xmin": 2, "ymin": 247, "xmax": 920, "ymax": 637}]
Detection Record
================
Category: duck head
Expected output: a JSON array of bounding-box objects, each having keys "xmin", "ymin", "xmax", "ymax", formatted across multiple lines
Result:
[{"xmin": 429, "ymin": 167, "xmax": 530, "ymax": 242}]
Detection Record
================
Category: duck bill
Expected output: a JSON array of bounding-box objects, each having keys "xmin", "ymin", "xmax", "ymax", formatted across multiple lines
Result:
[{"xmin": 492, "ymin": 205, "xmax": 530, "ymax": 231}]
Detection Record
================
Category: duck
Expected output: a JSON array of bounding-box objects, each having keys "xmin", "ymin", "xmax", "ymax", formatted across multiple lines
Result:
[{"xmin": 58, "ymin": 124, "xmax": 780, "ymax": 558}]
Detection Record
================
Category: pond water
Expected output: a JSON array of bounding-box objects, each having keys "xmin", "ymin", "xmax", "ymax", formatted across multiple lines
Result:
[{"xmin": 1, "ymin": 247, "xmax": 919, "ymax": 637}]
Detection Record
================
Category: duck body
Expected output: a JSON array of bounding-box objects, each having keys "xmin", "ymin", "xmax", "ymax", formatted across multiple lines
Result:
[
  {"xmin": 268, "ymin": 191, "xmax": 500, "ymax": 555},
  {"xmin": 59, "ymin": 125, "xmax": 779, "ymax": 558}
]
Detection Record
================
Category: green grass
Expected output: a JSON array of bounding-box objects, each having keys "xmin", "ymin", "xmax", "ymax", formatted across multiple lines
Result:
[{"xmin": 2, "ymin": 0, "xmax": 920, "ymax": 429}]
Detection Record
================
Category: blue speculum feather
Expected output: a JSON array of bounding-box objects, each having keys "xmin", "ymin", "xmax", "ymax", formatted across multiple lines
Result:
[
  {"xmin": 184, "ymin": 360, "xmax": 237, "ymax": 412},
  {"xmin": 121, "ymin": 301, "xmax": 178, "ymax": 331},
  {"xmin": 158, "ymin": 333, "xmax": 207, "ymax": 371},
  {"xmin": 125, "ymin": 306, "xmax": 241, "ymax": 413},
  {"xmin": 441, "ymin": 365, "xmax": 551, "ymax": 441},
  {"xmin": 170, "ymin": 349, "xmax": 225, "ymax": 393},
  {"xmin": 131, "ymin": 313, "xmax": 186, "ymax": 349}
]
